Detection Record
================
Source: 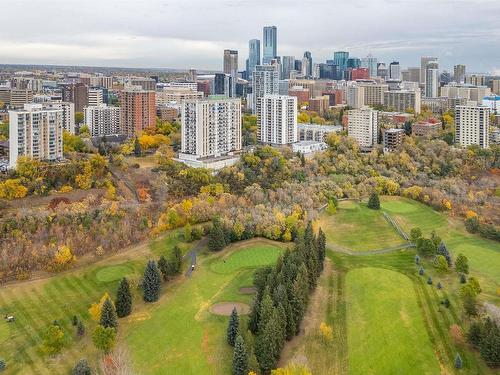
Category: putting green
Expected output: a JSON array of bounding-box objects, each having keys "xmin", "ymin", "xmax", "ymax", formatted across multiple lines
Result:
[
  {"xmin": 346, "ymin": 267, "xmax": 440, "ymax": 375},
  {"xmin": 95, "ymin": 264, "xmax": 135, "ymax": 283},
  {"xmin": 210, "ymin": 244, "xmax": 283, "ymax": 274}
]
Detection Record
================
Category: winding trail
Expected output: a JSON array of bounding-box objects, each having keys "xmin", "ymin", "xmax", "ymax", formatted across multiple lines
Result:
[{"xmin": 184, "ymin": 238, "xmax": 208, "ymax": 277}]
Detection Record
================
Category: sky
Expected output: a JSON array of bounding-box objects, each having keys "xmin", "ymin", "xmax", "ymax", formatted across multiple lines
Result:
[{"xmin": 1, "ymin": 0, "xmax": 500, "ymax": 74}]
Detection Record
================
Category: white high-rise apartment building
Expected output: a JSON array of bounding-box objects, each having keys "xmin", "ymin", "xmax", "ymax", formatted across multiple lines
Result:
[
  {"xmin": 347, "ymin": 106, "xmax": 379, "ymax": 149},
  {"xmin": 421, "ymin": 57, "xmax": 438, "ymax": 85},
  {"xmin": 8, "ymin": 104, "xmax": 63, "ymax": 168},
  {"xmin": 84, "ymin": 104, "xmax": 121, "ymax": 137},
  {"xmin": 257, "ymin": 95, "xmax": 297, "ymax": 145},
  {"xmin": 384, "ymin": 89, "xmax": 422, "ymax": 114},
  {"xmin": 252, "ymin": 65, "xmax": 280, "ymax": 113},
  {"xmin": 88, "ymin": 88, "xmax": 104, "ymax": 107},
  {"xmin": 425, "ymin": 62, "xmax": 439, "ymax": 98},
  {"xmin": 455, "ymin": 106, "xmax": 490, "ymax": 149},
  {"xmin": 180, "ymin": 97, "xmax": 242, "ymax": 159}
]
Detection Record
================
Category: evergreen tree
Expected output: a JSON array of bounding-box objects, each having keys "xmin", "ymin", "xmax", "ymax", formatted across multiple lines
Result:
[
  {"xmin": 455, "ymin": 254, "xmax": 469, "ymax": 275},
  {"xmin": 460, "ymin": 274, "xmax": 467, "ymax": 284},
  {"xmin": 171, "ymin": 245, "xmax": 183, "ymax": 275},
  {"xmin": 427, "ymin": 277, "xmax": 433, "ymax": 285},
  {"xmin": 255, "ymin": 311, "xmax": 280, "ymax": 373},
  {"xmin": 134, "ymin": 137, "xmax": 142, "ymax": 156},
  {"xmin": 415, "ymin": 254, "xmax": 420, "ymax": 265},
  {"xmin": 77, "ymin": 321, "xmax": 85, "ymax": 337},
  {"xmin": 208, "ymin": 219, "xmax": 226, "ymax": 252},
  {"xmin": 437, "ymin": 241, "xmax": 452, "ymax": 267},
  {"xmin": 227, "ymin": 308, "xmax": 240, "ymax": 346},
  {"xmin": 248, "ymin": 295, "xmax": 261, "ymax": 334},
  {"xmin": 367, "ymin": 192, "xmax": 380, "ymax": 210},
  {"xmin": 467, "ymin": 321, "xmax": 483, "ymax": 347},
  {"xmin": 143, "ymin": 260, "xmax": 162, "ymax": 302},
  {"xmin": 479, "ymin": 318, "xmax": 500, "ymax": 367},
  {"xmin": 419, "ymin": 267, "xmax": 425, "ymax": 276},
  {"xmin": 258, "ymin": 290, "xmax": 274, "ymax": 333},
  {"xmin": 115, "ymin": 277, "xmax": 132, "ymax": 318},
  {"xmin": 454, "ymin": 353, "xmax": 463, "ymax": 369},
  {"xmin": 72, "ymin": 315, "xmax": 78, "ymax": 326},
  {"xmin": 72, "ymin": 358, "xmax": 92, "ymax": 375},
  {"xmin": 316, "ymin": 228, "xmax": 326, "ymax": 271},
  {"xmin": 158, "ymin": 255, "xmax": 169, "ymax": 281},
  {"xmin": 99, "ymin": 297, "xmax": 118, "ymax": 329},
  {"xmin": 232, "ymin": 335, "xmax": 248, "ymax": 375}
]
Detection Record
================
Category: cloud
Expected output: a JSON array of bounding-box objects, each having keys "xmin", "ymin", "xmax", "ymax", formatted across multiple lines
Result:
[{"xmin": 0, "ymin": 0, "xmax": 499, "ymax": 72}]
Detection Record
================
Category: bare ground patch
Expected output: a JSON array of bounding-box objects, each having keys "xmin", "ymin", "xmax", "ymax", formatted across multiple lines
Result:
[
  {"xmin": 239, "ymin": 287, "xmax": 256, "ymax": 294},
  {"xmin": 209, "ymin": 302, "xmax": 250, "ymax": 316}
]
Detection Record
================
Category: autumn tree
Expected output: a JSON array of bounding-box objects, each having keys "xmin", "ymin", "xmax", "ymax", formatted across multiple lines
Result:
[{"xmin": 41, "ymin": 324, "xmax": 65, "ymax": 355}]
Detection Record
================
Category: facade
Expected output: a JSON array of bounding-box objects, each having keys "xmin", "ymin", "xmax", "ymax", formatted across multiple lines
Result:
[
  {"xmin": 292, "ymin": 141, "xmax": 327, "ymax": 155},
  {"xmin": 347, "ymin": 107, "xmax": 379, "ymax": 149},
  {"xmin": 351, "ymin": 68, "xmax": 369, "ymax": 80},
  {"xmin": 298, "ymin": 123, "xmax": 342, "ymax": 142},
  {"xmin": 281, "ymin": 56, "xmax": 296, "ymax": 80},
  {"xmin": 8, "ymin": 104, "xmax": 63, "ymax": 168},
  {"xmin": 465, "ymin": 74, "xmax": 486, "ymax": 86},
  {"xmin": 333, "ymin": 51, "xmax": 349, "ymax": 79},
  {"xmin": 180, "ymin": 97, "xmax": 241, "ymax": 159},
  {"xmin": 288, "ymin": 87, "xmax": 310, "ymax": 105},
  {"xmin": 88, "ymin": 88, "xmax": 104, "ymax": 107},
  {"xmin": 440, "ymin": 84, "xmax": 491, "ymax": 105},
  {"xmin": 493, "ymin": 80, "xmax": 500, "ymax": 95},
  {"xmin": 263, "ymin": 26, "xmax": 277, "ymax": 64},
  {"xmin": 257, "ymin": 95, "xmax": 297, "ymax": 145},
  {"xmin": 308, "ymin": 96, "xmax": 330, "ymax": 115},
  {"xmin": 84, "ymin": 104, "xmax": 121, "ymax": 137},
  {"xmin": 412, "ymin": 120, "xmax": 442, "ymax": 137},
  {"xmin": 361, "ymin": 55, "xmax": 378, "ymax": 77},
  {"xmin": 384, "ymin": 89, "xmax": 421, "ymax": 113},
  {"xmin": 422, "ymin": 97, "xmax": 448, "ymax": 114},
  {"xmin": 425, "ymin": 62, "xmax": 439, "ymax": 97},
  {"xmin": 347, "ymin": 83, "xmax": 389, "ymax": 109},
  {"xmin": 156, "ymin": 88, "xmax": 204, "ymax": 106},
  {"xmin": 247, "ymin": 39, "xmax": 261, "ymax": 79},
  {"xmin": 120, "ymin": 88, "xmax": 156, "ymax": 137},
  {"xmin": 130, "ymin": 78, "xmax": 156, "ymax": 91},
  {"xmin": 482, "ymin": 95, "xmax": 500, "ymax": 114},
  {"xmin": 454, "ymin": 65, "xmax": 466, "ymax": 83},
  {"xmin": 48, "ymin": 102, "xmax": 75, "ymax": 134},
  {"xmin": 383, "ymin": 128, "xmax": 405, "ymax": 152},
  {"xmin": 389, "ymin": 62, "xmax": 401, "ymax": 81},
  {"xmin": 455, "ymin": 106, "xmax": 490, "ymax": 149},
  {"xmin": 302, "ymin": 51, "xmax": 313, "ymax": 77},
  {"xmin": 252, "ymin": 65, "xmax": 280, "ymax": 113}
]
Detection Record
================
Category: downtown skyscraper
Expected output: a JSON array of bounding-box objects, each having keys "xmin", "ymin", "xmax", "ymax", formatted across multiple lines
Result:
[
  {"xmin": 246, "ymin": 39, "xmax": 261, "ymax": 79},
  {"xmin": 263, "ymin": 26, "xmax": 277, "ymax": 65}
]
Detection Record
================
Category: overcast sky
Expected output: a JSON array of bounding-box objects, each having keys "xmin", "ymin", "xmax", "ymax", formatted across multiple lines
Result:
[{"xmin": 1, "ymin": 0, "xmax": 499, "ymax": 74}]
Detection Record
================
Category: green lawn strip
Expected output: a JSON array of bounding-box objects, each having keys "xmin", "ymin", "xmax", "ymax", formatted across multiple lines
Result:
[
  {"xmin": 210, "ymin": 244, "xmax": 283, "ymax": 274},
  {"xmin": 345, "ymin": 267, "xmax": 441, "ymax": 375},
  {"xmin": 320, "ymin": 201, "xmax": 405, "ymax": 252}
]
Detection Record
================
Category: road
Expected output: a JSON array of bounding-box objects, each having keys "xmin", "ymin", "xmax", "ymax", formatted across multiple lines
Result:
[{"xmin": 184, "ymin": 238, "xmax": 208, "ymax": 277}]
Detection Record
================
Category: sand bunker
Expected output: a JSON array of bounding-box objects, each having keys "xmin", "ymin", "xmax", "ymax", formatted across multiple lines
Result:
[{"xmin": 210, "ymin": 302, "xmax": 250, "ymax": 316}]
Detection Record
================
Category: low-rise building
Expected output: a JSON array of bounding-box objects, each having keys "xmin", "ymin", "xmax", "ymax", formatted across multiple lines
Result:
[
  {"xmin": 298, "ymin": 123, "xmax": 342, "ymax": 142},
  {"xmin": 412, "ymin": 119, "xmax": 442, "ymax": 137},
  {"xmin": 292, "ymin": 140, "xmax": 327, "ymax": 154},
  {"xmin": 383, "ymin": 128, "xmax": 405, "ymax": 152},
  {"xmin": 308, "ymin": 96, "xmax": 330, "ymax": 115}
]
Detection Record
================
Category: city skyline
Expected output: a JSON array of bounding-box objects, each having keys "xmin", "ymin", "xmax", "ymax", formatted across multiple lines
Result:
[{"xmin": 1, "ymin": 0, "xmax": 500, "ymax": 74}]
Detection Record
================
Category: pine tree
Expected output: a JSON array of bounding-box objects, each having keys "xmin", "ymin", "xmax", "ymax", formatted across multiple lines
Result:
[
  {"xmin": 134, "ymin": 137, "xmax": 142, "ymax": 156},
  {"xmin": 455, "ymin": 254, "xmax": 469, "ymax": 275},
  {"xmin": 258, "ymin": 290, "xmax": 274, "ymax": 333},
  {"xmin": 367, "ymin": 192, "xmax": 380, "ymax": 210},
  {"xmin": 115, "ymin": 277, "xmax": 132, "ymax": 318},
  {"xmin": 72, "ymin": 358, "xmax": 91, "ymax": 375},
  {"xmin": 316, "ymin": 228, "xmax": 326, "ymax": 271},
  {"xmin": 227, "ymin": 307, "xmax": 239, "ymax": 346},
  {"xmin": 99, "ymin": 297, "xmax": 118, "ymax": 329},
  {"xmin": 72, "ymin": 315, "xmax": 78, "ymax": 326},
  {"xmin": 143, "ymin": 260, "xmax": 162, "ymax": 302},
  {"xmin": 208, "ymin": 219, "xmax": 226, "ymax": 251},
  {"xmin": 158, "ymin": 255, "xmax": 169, "ymax": 281},
  {"xmin": 437, "ymin": 241, "xmax": 452, "ymax": 267},
  {"xmin": 77, "ymin": 321, "xmax": 85, "ymax": 337},
  {"xmin": 479, "ymin": 318, "xmax": 500, "ymax": 367},
  {"xmin": 467, "ymin": 321, "xmax": 483, "ymax": 347},
  {"xmin": 454, "ymin": 353, "xmax": 463, "ymax": 369},
  {"xmin": 171, "ymin": 245, "xmax": 183, "ymax": 275},
  {"xmin": 232, "ymin": 335, "xmax": 248, "ymax": 375},
  {"xmin": 255, "ymin": 311, "xmax": 279, "ymax": 373}
]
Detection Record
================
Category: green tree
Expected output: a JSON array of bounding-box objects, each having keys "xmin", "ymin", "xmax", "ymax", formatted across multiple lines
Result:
[
  {"xmin": 72, "ymin": 358, "xmax": 92, "ymax": 375},
  {"xmin": 115, "ymin": 277, "xmax": 132, "ymax": 318},
  {"xmin": 92, "ymin": 325, "xmax": 116, "ymax": 354},
  {"xmin": 41, "ymin": 324, "xmax": 65, "ymax": 355},
  {"xmin": 479, "ymin": 318, "xmax": 500, "ymax": 367},
  {"xmin": 77, "ymin": 321, "xmax": 85, "ymax": 337},
  {"xmin": 0, "ymin": 358, "xmax": 5, "ymax": 372},
  {"xmin": 467, "ymin": 321, "xmax": 483, "ymax": 347},
  {"xmin": 184, "ymin": 223, "xmax": 193, "ymax": 242},
  {"xmin": 158, "ymin": 255, "xmax": 169, "ymax": 281},
  {"xmin": 99, "ymin": 297, "xmax": 118, "ymax": 329},
  {"xmin": 208, "ymin": 219, "xmax": 226, "ymax": 251},
  {"xmin": 434, "ymin": 255, "xmax": 449, "ymax": 273},
  {"xmin": 367, "ymin": 192, "xmax": 380, "ymax": 210},
  {"xmin": 455, "ymin": 254, "xmax": 469, "ymax": 274},
  {"xmin": 143, "ymin": 260, "xmax": 162, "ymax": 302},
  {"xmin": 255, "ymin": 311, "xmax": 280, "ymax": 373},
  {"xmin": 410, "ymin": 227, "xmax": 422, "ymax": 242},
  {"xmin": 232, "ymin": 335, "xmax": 248, "ymax": 375},
  {"xmin": 454, "ymin": 353, "xmax": 463, "ymax": 369},
  {"xmin": 171, "ymin": 245, "xmax": 183, "ymax": 275},
  {"xmin": 134, "ymin": 136, "xmax": 142, "ymax": 156},
  {"xmin": 227, "ymin": 307, "xmax": 239, "ymax": 346}
]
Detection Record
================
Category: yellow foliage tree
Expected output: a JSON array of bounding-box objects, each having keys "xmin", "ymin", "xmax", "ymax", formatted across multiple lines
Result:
[
  {"xmin": 319, "ymin": 322, "xmax": 333, "ymax": 342},
  {"xmin": 271, "ymin": 364, "xmax": 312, "ymax": 375},
  {"xmin": 89, "ymin": 292, "xmax": 112, "ymax": 321},
  {"xmin": 53, "ymin": 245, "xmax": 76, "ymax": 270},
  {"xmin": 442, "ymin": 199, "xmax": 452, "ymax": 210},
  {"xmin": 75, "ymin": 162, "xmax": 93, "ymax": 190},
  {"xmin": 0, "ymin": 179, "xmax": 28, "ymax": 200},
  {"xmin": 465, "ymin": 210, "xmax": 478, "ymax": 219}
]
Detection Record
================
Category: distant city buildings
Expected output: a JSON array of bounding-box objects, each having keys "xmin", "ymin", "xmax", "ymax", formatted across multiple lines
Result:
[
  {"xmin": 454, "ymin": 65, "xmax": 466, "ymax": 83},
  {"xmin": 120, "ymin": 87, "xmax": 156, "ymax": 137},
  {"xmin": 384, "ymin": 89, "xmax": 421, "ymax": 114},
  {"xmin": 223, "ymin": 49, "xmax": 238, "ymax": 97},
  {"xmin": 455, "ymin": 105, "xmax": 490, "ymax": 149},
  {"xmin": 465, "ymin": 74, "xmax": 486, "ymax": 86},
  {"xmin": 263, "ymin": 26, "xmax": 277, "ymax": 65},
  {"xmin": 425, "ymin": 62, "xmax": 439, "ymax": 98},
  {"xmin": 84, "ymin": 104, "xmax": 121, "ymax": 137},
  {"xmin": 252, "ymin": 65, "xmax": 280, "ymax": 113},
  {"xmin": 9, "ymin": 104, "xmax": 63, "ymax": 168},
  {"xmin": 246, "ymin": 39, "xmax": 261, "ymax": 79}
]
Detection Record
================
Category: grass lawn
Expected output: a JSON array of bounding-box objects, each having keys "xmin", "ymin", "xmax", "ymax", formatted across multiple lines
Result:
[
  {"xmin": 318, "ymin": 200, "xmax": 406, "ymax": 252},
  {"xmin": 211, "ymin": 243, "xmax": 283, "ymax": 274},
  {"xmin": 346, "ymin": 267, "xmax": 440, "ymax": 375}
]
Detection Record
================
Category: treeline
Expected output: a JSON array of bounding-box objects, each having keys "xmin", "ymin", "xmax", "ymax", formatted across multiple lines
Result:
[
  {"xmin": 226, "ymin": 223, "xmax": 327, "ymax": 374},
  {"xmin": 467, "ymin": 317, "xmax": 500, "ymax": 368}
]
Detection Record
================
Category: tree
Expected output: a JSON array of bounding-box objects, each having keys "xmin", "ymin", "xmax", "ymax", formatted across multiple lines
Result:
[
  {"xmin": 184, "ymin": 223, "xmax": 193, "ymax": 242},
  {"xmin": 208, "ymin": 219, "xmax": 226, "ymax": 251},
  {"xmin": 77, "ymin": 321, "xmax": 85, "ymax": 337},
  {"xmin": 436, "ymin": 242, "xmax": 452, "ymax": 267},
  {"xmin": 367, "ymin": 192, "xmax": 380, "ymax": 210},
  {"xmin": 99, "ymin": 297, "xmax": 118, "ymax": 329},
  {"xmin": 171, "ymin": 246, "xmax": 183, "ymax": 275},
  {"xmin": 467, "ymin": 321, "xmax": 483, "ymax": 347},
  {"xmin": 434, "ymin": 255, "xmax": 449, "ymax": 273},
  {"xmin": 455, "ymin": 254, "xmax": 469, "ymax": 274},
  {"xmin": 115, "ymin": 278, "xmax": 132, "ymax": 318},
  {"xmin": 227, "ymin": 307, "xmax": 240, "ymax": 346},
  {"xmin": 479, "ymin": 318, "xmax": 500, "ymax": 367},
  {"xmin": 0, "ymin": 179, "xmax": 28, "ymax": 200},
  {"xmin": 454, "ymin": 353, "xmax": 463, "ymax": 369},
  {"xmin": 92, "ymin": 325, "xmax": 116, "ymax": 354},
  {"xmin": 271, "ymin": 365, "xmax": 313, "ymax": 375},
  {"xmin": 158, "ymin": 255, "xmax": 169, "ymax": 281},
  {"xmin": 415, "ymin": 254, "xmax": 420, "ymax": 265},
  {"xmin": 143, "ymin": 260, "xmax": 162, "ymax": 302},
  {"xmin": 72, "ymin": 359, "xmax": 92, "ymax": 375},
  {"xmin": 232, "ymin": 335, "xmax": 248, "ymax": 375},
  {"xmin": 256, "ymin": 311, "xmax": 280, "ymax": 373},
  {"xmin": 41, "ymin": 324, "xmax": 65, "ymax": 355},
  {"xmin": 134, "ymin": 137, "xmax": 142, "ymax": 156},
  {"xmin": 464, "ymin": 216, "xmax": 479, "ymax": 233},
  {"xmin": 427, "ymin": 277, "xmax": 433, "ymax": 285},
  {"xmin": 0, "ymin": 359, "xmax": 5, "ymax": 372},
  {"xmin": 410, "ymin": 227, "xmax": 422, "ymax": 242}
]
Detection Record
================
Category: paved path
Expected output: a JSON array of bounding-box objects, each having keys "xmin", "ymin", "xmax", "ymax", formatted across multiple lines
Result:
[
  {"xmin": 327, "ymin": 242, "xmax": 415, "ymax": 256},
  {"xmin": 184, "ymin": 238, "xmax": 208, "ymax": 277}
]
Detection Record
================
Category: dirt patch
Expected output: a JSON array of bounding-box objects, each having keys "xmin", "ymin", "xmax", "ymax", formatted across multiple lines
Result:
[
  {"xmin": 239, "ymin": 287, "xmax": 256, "ymax": 294},
  {"xmin": 210, "ymin": 302, "xmax": 250, "ymax": 316}
]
